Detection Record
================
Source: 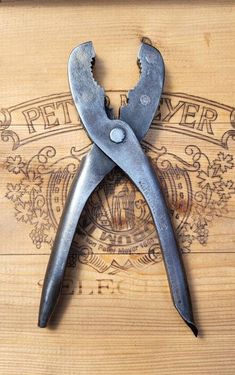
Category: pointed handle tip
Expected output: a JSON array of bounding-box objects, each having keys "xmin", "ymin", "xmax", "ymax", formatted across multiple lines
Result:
[
  {"xmin": 38, "ymin": 310, "xmax": 49, "ymax": 328},
  {"xmin": 174, "ymin": 303, "xmax": 198, "ymax": 337},
  {"xmin": 186, "ymin": 321, "xmax": 198, "ymax": 337}
]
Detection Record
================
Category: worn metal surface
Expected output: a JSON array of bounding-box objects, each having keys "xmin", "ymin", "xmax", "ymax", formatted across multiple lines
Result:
[{"xmin": 39, "ymin": 41, "xmax": 197, "ymax": 336}]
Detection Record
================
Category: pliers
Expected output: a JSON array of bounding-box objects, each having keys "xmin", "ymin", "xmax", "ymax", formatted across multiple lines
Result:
[{"xmin": 38, "ymin": 41, "xmax": 198, "ymax": 336}]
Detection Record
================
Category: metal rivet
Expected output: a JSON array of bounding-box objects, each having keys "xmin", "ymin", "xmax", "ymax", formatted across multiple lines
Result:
[
  {"xmin": 110, "ymin": 127, "xmax": 126, "ymax": 143},
  {"xmin": 140, "ymin": 95, "xmax": 151, "ymax": 106}
]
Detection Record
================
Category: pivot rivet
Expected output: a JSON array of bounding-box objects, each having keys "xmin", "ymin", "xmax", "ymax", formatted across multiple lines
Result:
[
  {"xmin": 140, "ymin": 94, "xmax": 151, "ymax": 106},
  {"xmin": 110, "ymin": 127, "xmax": 126, "ymax": 143}
]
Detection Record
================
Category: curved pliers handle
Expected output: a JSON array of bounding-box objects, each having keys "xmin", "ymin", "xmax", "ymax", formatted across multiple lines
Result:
[{"xmin": 39, "ymin": 41, "xmax": 197, "ymax": 336}]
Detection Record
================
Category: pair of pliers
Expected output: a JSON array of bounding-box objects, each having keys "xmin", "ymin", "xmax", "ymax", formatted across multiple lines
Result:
[{"xmin": 38, "ymin": 41, "xmax": 198, "ymax": 336}]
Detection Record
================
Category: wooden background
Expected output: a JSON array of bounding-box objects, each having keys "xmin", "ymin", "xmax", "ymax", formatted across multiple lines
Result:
[{"xmin": 0, "ymin": 1, "xmax": 235, "ymax": 374}]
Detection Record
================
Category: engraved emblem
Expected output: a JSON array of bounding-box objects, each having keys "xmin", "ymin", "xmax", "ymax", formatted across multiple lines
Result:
[{"xmin": 2, "ymin": 92, "xmax": 235, "ymax": 274}]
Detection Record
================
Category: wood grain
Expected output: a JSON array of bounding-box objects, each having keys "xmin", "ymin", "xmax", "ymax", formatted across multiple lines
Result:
[
  {"xmin": 1, "ymin": 254, "xmax": 235, "ymax": 375},
  {"xmin": 0, "ymin": 1, "xmax": 235, "ymax": 374}
]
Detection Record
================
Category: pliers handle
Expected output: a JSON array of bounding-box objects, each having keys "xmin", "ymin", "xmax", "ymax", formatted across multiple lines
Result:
[{"xmin": 39, "ymin": 41, "xmax": 197, "ymax": 336}]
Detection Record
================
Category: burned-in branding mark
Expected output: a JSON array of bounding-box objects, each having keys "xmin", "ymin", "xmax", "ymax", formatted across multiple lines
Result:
[{"xmin": 2, "ymin": 92, "xmax": 235, "ymax": 274}]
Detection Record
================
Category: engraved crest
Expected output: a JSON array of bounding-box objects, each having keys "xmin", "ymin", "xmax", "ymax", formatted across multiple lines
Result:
[{"xmin": 2, "ymin": 92, "xmax": 235, "ymax": 274}]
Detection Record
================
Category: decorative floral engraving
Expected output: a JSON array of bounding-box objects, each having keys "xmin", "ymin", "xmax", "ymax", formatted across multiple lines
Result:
[
  {"xmin": 176, "ymin": 147, "xmax": 235, "ymax": 248},
  {"xmin": 4, "ymin": 143, "xmax": 235, "ymax": 273}
]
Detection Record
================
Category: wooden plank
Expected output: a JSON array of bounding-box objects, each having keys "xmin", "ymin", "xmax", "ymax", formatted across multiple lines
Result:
[
  {"xmin": 0, "ymin": 253, "xmax": 235, "ymax": 374},
  {"xmin": 0, "ymin": 1, "xmax": 235, "ymax": 374},
  {"xmin": 0, "ymin": 0, "xmax": 234, "ymax": 256}
]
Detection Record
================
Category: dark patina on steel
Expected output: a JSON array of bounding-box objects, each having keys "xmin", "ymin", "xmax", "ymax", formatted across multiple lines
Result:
[{"xmin": 38, "ymin": 41, "xmax": 198, "ymax": 336}]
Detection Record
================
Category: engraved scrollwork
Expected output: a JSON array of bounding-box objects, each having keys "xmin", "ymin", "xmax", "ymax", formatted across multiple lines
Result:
[
  {"xmin": 1, "ymin": 129, "xmax": 20, "ymax": 150},
  {"xmin": 77, "ymin": 245, "xmax": 108, "ymax": 273},
  {"xmin": 0, "ymin": 108, "xmax": 11, "ymax": 129},
  {"xmin": 0, "ymin": 108, "xmax": 21, "ymax": 150},
  {"xmin": 65, "ymin": 162, "xmax": 79, "ymax": 174},
  {"xmin": 70, "ymin": 145, "xmax": 86, "ymax": 160},
  {"xmin": 220, "ymin": 109, "xmax": 235, "ymax": 149},
  {"xmin": 194, "ymin": 191, "xmax": 207, "ymax": 205},
  {"xmin": 148, "ymin": 244, "xmax": 162, "ymax": 262},
  {"xmin": 221, "ymin": 130, "xmax": 235, "ymax": 149},
  {"xmin": 77, "ymin": 245, "xmax": 94, "ymax": 264},
  {"xmin": 154, "ymin": 145, "xmax": 201, "ymax": 173},
  {"xmin": 32, "ymin": 146, "xmax": 57, "ymax": 175}
]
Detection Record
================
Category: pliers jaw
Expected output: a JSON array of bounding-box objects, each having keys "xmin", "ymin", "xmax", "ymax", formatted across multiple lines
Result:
[
  {"xmin": 68, "ymin": 41, "xmax": 165, "ymax": 141},
  {"xmin": 68, "ymin": 41, "xmax": 106, "ymax": 128},
  {"xmin": 120, "ymin": 42, "xmax": 165, "ymax": 139}
]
